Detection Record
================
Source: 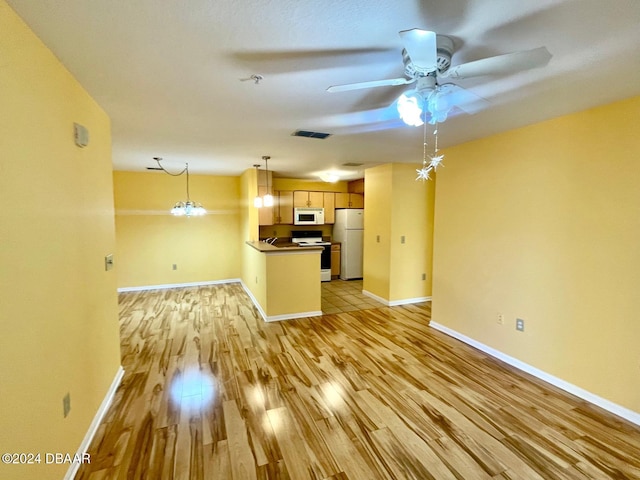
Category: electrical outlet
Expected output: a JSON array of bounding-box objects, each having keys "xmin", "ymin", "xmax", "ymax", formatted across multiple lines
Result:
[
  {"xmin": 497, "ymin": 313, "xmax": 504, "ymax": 325},
  {"xmin": 172, "ymin": 264, "xmax": 177, "ymax": 270},
  {"xmin": 63, "ymin": 393, "xmax": 71, "ymax": 418},
  {"xmin": 376, "ymin": 235, "xmax": 380, "ymax": 243},
  {"xmin": 401, "ymin": 235, "xmax": 406, "ymax": 244},
  {"xmin": 516, "ymin": 318, "xmax": 525, "ymax": 332},
  {"xmin": 421, "ymin": 273, "xmax": 426, "ymax": 281}
]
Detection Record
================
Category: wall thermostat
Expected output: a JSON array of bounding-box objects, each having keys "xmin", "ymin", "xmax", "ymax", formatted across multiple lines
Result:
[{"xmin": 74, "ymin": 122, "xmax": 89, "ymax": 147}]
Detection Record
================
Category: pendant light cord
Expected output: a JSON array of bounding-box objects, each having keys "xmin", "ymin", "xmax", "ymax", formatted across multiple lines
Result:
[
  {"xmin": 186, "ymin": 164, "xmax": 191, "ymax": 201},
  {"xmin": 422, "ymin": 99, "xmax": 428, "ymax": 167},
  {"xmin": 154, "ymin": 157, "xmax": 191, "ymax": 200}
]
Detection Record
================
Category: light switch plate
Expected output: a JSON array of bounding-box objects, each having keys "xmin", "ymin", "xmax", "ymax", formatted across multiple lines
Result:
[{"xmin": 105, "ymin": 254, "xmax": 114, "ymax": 271}]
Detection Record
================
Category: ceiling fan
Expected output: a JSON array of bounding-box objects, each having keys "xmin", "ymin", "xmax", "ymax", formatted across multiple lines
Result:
[{"xmin": 327, "ymin": 29, "xmax": 552, "ymax": 126}]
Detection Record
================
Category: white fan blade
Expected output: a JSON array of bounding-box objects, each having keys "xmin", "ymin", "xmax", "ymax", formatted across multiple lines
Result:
[
  {"xmin": 436, "ymin": 83, "xmax": 489, "ymax": 114},
  {"xmin": 399, "ymin": 29, "xmax": 438, "ymax": 71},
  {"xmin": 327, "ymin": 77, "xmax": 415, "ymax": 93},
  {"xmin": 442, "ymin": 46, "xmax": 552, "ymax": 79}
]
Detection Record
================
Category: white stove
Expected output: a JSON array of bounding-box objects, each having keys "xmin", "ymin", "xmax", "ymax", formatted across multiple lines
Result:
[
  {"xmin": 292, "ymin": 231, "xmax": 332, "ymax": 282},
  {"xmin": 292, "ymin": 238, "xmax": 331, "ymax": 246}
]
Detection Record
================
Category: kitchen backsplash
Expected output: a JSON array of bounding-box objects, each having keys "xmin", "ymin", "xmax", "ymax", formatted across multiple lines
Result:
[{"xmin": 259, "ymin": 224, "xmax": 334, "ymax": 240}]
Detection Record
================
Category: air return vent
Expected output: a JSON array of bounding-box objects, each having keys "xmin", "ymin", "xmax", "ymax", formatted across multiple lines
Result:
[{"xmin": 292, "ymin": 130, "xmax": 332, "ymax": 139}]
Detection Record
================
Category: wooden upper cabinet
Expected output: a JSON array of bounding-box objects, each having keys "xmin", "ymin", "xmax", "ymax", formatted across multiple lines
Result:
[
  {"xmin": 275, "ymin": 190, "xmax": 294, "ymax": 224},
  {"xmin": 293, "ymin": 190, "xmax": 336, "ymax": 223},
  {"xmin": 323, "ymin": 192, "xmax": 335, "ymax": 224},
  {"xmin": 349, "ymin": 193, "xmax": 364, "ymax": 208},
  {"xmin": 348, "ymin": 178, "xmax": 365, "ymax": 194},
  {"xmin": 335, "ymin": 192, "xmax": 364, "ymax": 209},
  {"xmin": 293, "ymin": 190, "xmax": 324, "ymax": 208}
]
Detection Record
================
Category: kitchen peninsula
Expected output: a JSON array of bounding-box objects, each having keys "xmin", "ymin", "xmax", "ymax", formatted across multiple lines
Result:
[{"xmin": 244, "ymin": 241, "xmax": 323, "ymax": 321}]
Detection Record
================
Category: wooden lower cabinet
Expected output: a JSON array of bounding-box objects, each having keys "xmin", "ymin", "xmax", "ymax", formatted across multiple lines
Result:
[{"xmin": 331, "ymin": 243, "xmax": 341, "ymax": 278}]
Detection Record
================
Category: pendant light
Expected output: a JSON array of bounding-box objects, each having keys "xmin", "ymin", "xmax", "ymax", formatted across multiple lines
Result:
[
  {"xmin": 262, "ymin": 155, "xmax": 274, "ymax": 207},
  {"xmin": 253, "ymin": 164, "xmax": 263, "ymax": 208}
]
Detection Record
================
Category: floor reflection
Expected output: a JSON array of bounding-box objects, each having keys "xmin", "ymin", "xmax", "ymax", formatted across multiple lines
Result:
[{"xmin": 169, "ymin": 367, "xmax": 216, "ymax": 411}]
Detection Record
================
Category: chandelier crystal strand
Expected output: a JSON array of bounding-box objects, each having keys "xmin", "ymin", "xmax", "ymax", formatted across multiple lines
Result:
[
  {"xmin": 428, "ymin": 122, "xmax": 445, "ymax": 171},
  {"xmin": 416, "ymin": 96, "xmax": 432, "ymax": 181}
]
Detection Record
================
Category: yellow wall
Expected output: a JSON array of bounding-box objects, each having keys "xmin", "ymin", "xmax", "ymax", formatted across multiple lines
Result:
[
  {"xmin": 363, "ymin": 165, "xmax": 393, "ymax": 298},
  {"xmin": 243, "ymin": 246, "xmax": 321, "ymax": 318},
  {"xmin": 432, "ymin": 95, "xmax": 640, "ymax": 413},
  {"xmin": 244, "ymin": 245, "xmax": 267, "ymax": 308},
  {"xmin": 265, "ymin": 253, "xmax": 321, "ymax": 316},
  {"xmin": 241, "ymin": 168, "xmax": 261, "ymax": 295},
  {"xmin": 364, "ymin": 164, "xmax": 435, "ymax": 303},
  {"xmin": 114, "ymin": 171, "xmax": 241, "ymax": 288},
  {"xmin": 0, "ymin": 2, "xmax": 121, "ymax": 479}
]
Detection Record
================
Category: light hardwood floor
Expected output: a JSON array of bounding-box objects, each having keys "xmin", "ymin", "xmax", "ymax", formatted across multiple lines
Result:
[{"xmin": 75, "ymin": 283, "xmax": 640, "ymax": 479}]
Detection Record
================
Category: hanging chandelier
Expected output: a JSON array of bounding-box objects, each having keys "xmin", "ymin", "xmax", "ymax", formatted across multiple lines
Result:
[{"xmin": 153, "ymin": 157, "xmax": 206, "ymax": 216}]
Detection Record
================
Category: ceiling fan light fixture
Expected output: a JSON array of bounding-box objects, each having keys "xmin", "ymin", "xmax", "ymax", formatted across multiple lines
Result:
[
  {"xmin": 426, "ymin": 89, "xmax": 452, "ymax": 124},
  {"xmin": 397, "ymin": 91, "xmax": 424, "ymax": 127}
]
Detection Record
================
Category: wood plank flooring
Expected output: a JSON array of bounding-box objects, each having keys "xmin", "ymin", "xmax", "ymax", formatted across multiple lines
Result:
[{"xmin": 75, "ymin": 283, "xmax": 640, "ymax": 479}]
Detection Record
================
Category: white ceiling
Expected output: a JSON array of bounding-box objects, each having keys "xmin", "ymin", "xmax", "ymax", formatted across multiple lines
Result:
[{"xmin": 7, "ymin": 0, "xmax": 640, "ymax": 180}]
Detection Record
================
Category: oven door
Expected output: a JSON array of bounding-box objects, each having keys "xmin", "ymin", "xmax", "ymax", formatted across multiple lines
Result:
[{"xmin": 320, "ymin": 244, "xmax": 332, "ymax": 271}]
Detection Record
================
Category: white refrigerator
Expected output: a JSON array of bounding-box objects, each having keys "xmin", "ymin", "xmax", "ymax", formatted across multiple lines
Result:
[{"xmin": 333, "ymin": 209, "xmax": 364, "ymax": 280}]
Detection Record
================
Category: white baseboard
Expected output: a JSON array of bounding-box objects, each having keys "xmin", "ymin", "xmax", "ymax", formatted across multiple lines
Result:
[
  {"xmin": 362, "ymin": 290, "xmax": 432, "ymax": 307},
  {"xmin": 239, "ymin": 280, "xmax": 267, "ymax": 320},
  {"xmin": 429, "ymin": 321, "xmax": 640, "ymax": 427},
  {"xmin": 265, "ymin": 310, "xmax": 323, "ymax": 322},
  {"xmin": 240, "ymin": 281, "xmax": 322, "ymax": 322},
  {"xmin": 65, "ymin": 366, "xmax": 125, "ymax": 480},
  {"xmin": 118, "ymin": 278, "xmax": 241, "ymax": 292}
]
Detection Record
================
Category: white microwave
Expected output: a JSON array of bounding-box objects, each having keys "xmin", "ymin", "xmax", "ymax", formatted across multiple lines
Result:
[{"xmin": 294, "ymin": 207, "xmax": 325, "ymax": 225}]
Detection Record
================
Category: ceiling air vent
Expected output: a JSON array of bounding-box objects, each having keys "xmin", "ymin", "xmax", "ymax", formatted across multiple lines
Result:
[
  {"xmin": 342, "ymin": 162, "xmax": 364, "ymax": 167},
  {"xmin": 292, "ymin": 130, "xmax": 331, "ymax": 139}
]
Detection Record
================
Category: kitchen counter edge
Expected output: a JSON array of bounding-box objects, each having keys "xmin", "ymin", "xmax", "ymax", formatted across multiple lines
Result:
[{"xmin": 246, "ymin": 241, "xmax": 324, "ymax": 253}]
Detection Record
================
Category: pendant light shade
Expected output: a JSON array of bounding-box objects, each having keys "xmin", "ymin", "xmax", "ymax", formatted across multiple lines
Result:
[{"xmin": 254, "ymin": 156, "xmax": 274, "ymax": 208}]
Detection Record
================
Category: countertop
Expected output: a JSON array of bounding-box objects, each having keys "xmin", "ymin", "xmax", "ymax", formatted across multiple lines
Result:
[{"xmin": 246, "ymin": 241, "xmax": 324, "ymax": 253}]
